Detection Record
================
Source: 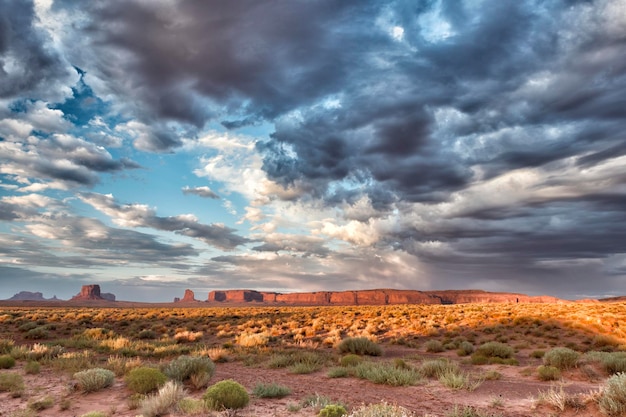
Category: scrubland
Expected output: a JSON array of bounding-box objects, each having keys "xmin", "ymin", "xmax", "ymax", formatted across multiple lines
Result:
[{"xmin": 0, "ymin": 301, "xmax": 625, "ymax": 416}]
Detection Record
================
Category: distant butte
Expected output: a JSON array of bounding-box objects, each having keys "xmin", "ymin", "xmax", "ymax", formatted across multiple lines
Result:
[
  {"xmin": 70, "ymin": 285, "xmax": 116, "ymax": 301},
  {"xmin": 174, "ymin": 289, "xmax": 199, "ymax": 303}
]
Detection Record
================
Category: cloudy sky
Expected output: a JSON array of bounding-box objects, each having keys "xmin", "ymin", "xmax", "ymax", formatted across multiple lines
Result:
[{"xmin": 1, "ymin": 0, "xmax": 625, "ymax": 301}]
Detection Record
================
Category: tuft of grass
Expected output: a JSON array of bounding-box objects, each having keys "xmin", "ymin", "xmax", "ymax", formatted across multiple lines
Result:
[
  {"xmin": 73, "ymin": 368, "xmax": 115, "ymax": 393},
  {"xmin": 177, "ymin": 397, "xmax": 207, "ymax": 414},
  {"xmin": 425, "ymin": 340, "xmax": 444, "ymax": 353},
  {"xmin": 0, "ymin": 372, "xmax": 25, "ymax": 398},
  {"xmin": 347, "ymin": 401, "xmax": 414, "ymax": 417},
  {"xmin": 79, "ymin": 412, "xmax": 108, "ymax": 417},
  {"xmin": 27, "ymin": 396, "xmax": 54, "ymax": 411},
  {"xmin": 253, "ymin": 382, "xmax": 291, "ymax": 398},
  {"xmin": 338, "ymin": 337, "xmax": 382, "ymax": 356},
  {"xmin": 537, "ymin": 365, "xmax": 561, "ymax": 381},
  {"xmin": 543, "ymin": 347, "xmax": 580, "ymax": 370},
  {"xmin": 203, "ymin": 379, "xmax": 249, "ymax": 411},
  {"xmin": 438, "ymin": 369, "xmax": 482, "ymax": 391},
  {"xmin": 599, "ymin": 372, "xmax": 626, "ymax": 416},
  {"xmin": 530, "ymin": 350, "xmax": 545, "ymax": 359},
  {"xmin": 125, "ymin": 367, "xmax": 168, "ymax": 394},
  {"xmin": 418, "ymin": 359, "xmax": 459, "ymax": 379},
  {"xmin": 0, "ymin": 338, "xmax": 15, "ymax": 354},
  {"xmin": 141, "ymin": 381, "xmax": 186, "ymax": 417},
  {"xmin": 0, "ymin": 354, "xmax": 16, "ymax": 369},
  {"xmin": 328, "ymin": 366, "xmax": 350, "ymax": 378},
  {"xmin": 354, "ymin": 361, "xmax": 422, "ymax": 386},
  {"xmin": 340, "ymin": 353, "xmax": 364, "ymax": 367},
  {"xmin": 24, "ymin": 360, "xmax": 40, "ymax": 374},
  {"xmin": 474, "ymin": 342, "xmax": 514, "ymax": 359},
  {"xmin": 300, "ymin": 393, "xmax": 335, "ymax": 412},
  {"xmin": 163, "ymin": 355, "xmax": 215, "ymax": 389},
  {"xmin": 446, "ymin": 405, "xmax": 502, "ymax": 417},
  {"xmin": 456, "ymin": 341, "xmax": 474, "ymax": 357}
]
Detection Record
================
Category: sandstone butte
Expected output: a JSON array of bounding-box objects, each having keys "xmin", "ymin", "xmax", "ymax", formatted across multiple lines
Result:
[
  {"xmin": 70, "ymin": 284, "xmax": 116, "ymax": 301},
  {"xmin": 198, "ymin": 288, "xmax": 567, "ymax": 306}
]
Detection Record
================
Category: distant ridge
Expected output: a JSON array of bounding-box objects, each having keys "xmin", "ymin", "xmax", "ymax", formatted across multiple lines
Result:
[
  {"xmin": 6, "ymin": 291, "xmax": 60, "ymax": 301},
  {"xmin": 193, "ymin": 288, "xmax": 566, "ymax": 305}
]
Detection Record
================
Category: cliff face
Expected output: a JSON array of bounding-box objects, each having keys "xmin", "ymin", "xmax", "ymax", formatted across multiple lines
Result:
[
  {"xmin": 205, "ymin": 288, "xmax": 565, "ymax": 305},
  {"xmin": 175, "ymin": 289, "xmax": 198, "ymax": 302},
  {"xmin": 71, "ymin": 285, "xmax": 116, "ymax": 301}
]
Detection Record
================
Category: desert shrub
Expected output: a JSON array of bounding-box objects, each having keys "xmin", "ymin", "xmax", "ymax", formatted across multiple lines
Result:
[
  {"xmin": 438, "ymin": 369, "xmax": 481, "ymax": 391},
  {"xmin": 328, "ymin": 367, "xmax": 350, "ymax": 378},
  {"xmin": 0, "ymin": 339, "xmax": 14, "ymax": 354},
  {"xmin": 354, "ymin": 361, "xmax": 421, "ymax": 386},
  {"xmin": 79, "ymin": 412, "xmax": 108, "ymax": 417},
  {"xmin": 73, "ymin": 368, "xmax": 115, "ymax": 393},
  {"xmin": 319, "ymin": 404, "xmax": 348, "ymax": 417},
  {"xmin": 340, "ymin": 353, "xmax": 364, "ymax": 367},
  {"xmin": 25, "ymin": 360, "xmax": 40, "ymax": 374},
  {"xmin": 235, "ymin": 331, "xmax": 269, "ymax": 347},
  {"xmin": 137, "ymin": 329, "xmax": 158, "ymax": 339},
  {"xmin": 163, "ymin": 355, "xmax": 215, "ymax": 388},
  {"xmin": 482, "ymin": 370, "xmax": 502, "ymax": 380},
  {"xmin": 447, "ymin": 405, "xmax": 502, "ymax": 417},
  {"xmin": 203, "ymin": 379, "xmax": 249, "ymax": 410},
  {"xmin": 593, "ymin": 335, "xmax": 621, "ymax": 351},
  {"xmin": 125, "ymin": 367, "xmax": 167, "ymax": 394},
  {"xmin": 456, "ymin": 341, "xmax": 474, "ymax": 356},
  {"xmin": 0, "ymin": 354, "xmax": 16, "ymax": 369},
  {"xmin": 347, "ymin": 401, "xmax": 414, "ymax": 417},
  {"xmin": 474, "ymin": 342, "xmax": 514, "ymax": 359},
  {"xmin": 543, "ymin": 347, "xmax": 580, "ymax": 370},
  {"xmin": 252, "ymin": 382, "xmax": 291, "ymax": 398},
  {"xmin": 24, "ymin": 327, "xmax": 49, "ymax": 340},
  {"xmin": 0, "ymin": 372, "xmax": 25, "ymax": 397},
  {"xmin": 19, "ymin": 322, "xmax": 38, "ymax": 332},
  {"xmin": 584, "ymin": 351, "xmax": 626, "ymax": 375},
  {"xmin": 106, "ymin": 354, "xmax": 142, "ymax": 376},
  {"xmin": 418, "ymin": 359, "xmax": 459, "ymax": 379},
  {"xmin": 268, "ymin": 351, "xmax": 327, "ymax": 373},
  {"xmin": 537, "ymin": 365, "xmax": 561, "ymax": 381},
  {"xmin": 470, "ymin": 354, "xmax": 489, "ymax": 365},
  {"xmin": 141, "ymin": 381, "xmax": 186, "ymax": 417},
  {"xmin": 599, "ymin": 372, "xmax": 626, "ymax": 416},
  {"xmin": 177, "ymin": 397, "xmax": 207, "ymax": 414},
  {"xmin": 27, "ymin": 395, "xmax": 54, "ymax": 411},
  {"xmin": 301, "ymin": 393, "xmax": 333, "ymax": 410},
  {"xmin": 530, "ymin": 350, "xmax": 545, "ymax": 359},
  {"xmin": 425, "ymin": 340, "xmax": 444, "ymax": 353},
  {"xmin": 338, "ymin": 337, "xmax": 382, "ymax": 356}
]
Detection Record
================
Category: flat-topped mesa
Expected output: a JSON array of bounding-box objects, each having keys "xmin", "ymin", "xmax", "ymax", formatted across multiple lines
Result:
[{"xmin": 205, "ymin": 288, "xmax": 566, "ymax": 305}]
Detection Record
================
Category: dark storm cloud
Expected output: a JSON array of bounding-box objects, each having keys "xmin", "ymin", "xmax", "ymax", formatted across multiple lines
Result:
[
  {"xmin": 80, "ymin": 192, "xmax": 251, "ymax": 250},
  {"xmin": 0, "ymin": 0, "xmax": 72, "ymax": 100}
]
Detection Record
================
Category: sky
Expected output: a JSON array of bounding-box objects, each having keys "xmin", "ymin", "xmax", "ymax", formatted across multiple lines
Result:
[{"xmin": 1, "ymin": 0, "xmax": 626, "ymax": 302}]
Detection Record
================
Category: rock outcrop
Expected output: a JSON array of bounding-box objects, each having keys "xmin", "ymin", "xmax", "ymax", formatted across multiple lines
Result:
[
  {"xmin": 205, "ymin": 288, "xmax": 565, "ymax": 305},
  {"xmin": 6, "ymin": 291, "xmax": 50, "ymax": 301},
  {"xmin": 175, "ymin": 289, "xmax": 198, "ymax": 302},
  {"xmin": 71, "ymin": 285, "xmax": 116, "ymax": 301}
]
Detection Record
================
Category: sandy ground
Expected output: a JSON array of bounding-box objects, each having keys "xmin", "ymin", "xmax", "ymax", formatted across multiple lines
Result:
[{"xmin": 0, "ymin": 347, "xmax": 606, "ymax": 417}]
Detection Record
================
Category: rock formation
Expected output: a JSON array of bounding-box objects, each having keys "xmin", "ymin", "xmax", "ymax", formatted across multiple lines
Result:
[
  {"xmin": 71, "ymin": 285, "xmax": 116, "ymax": 301},
  {"xmin": 7, "ymin": 291, "xmax": 49, "ymax": 301},
  {"xmin": 175, "ymin": 289, "xmax": 198, "ymax": 302},
  {"xmin": 205, "ymin": 288, "xmax": 564, "ymax": 305}
]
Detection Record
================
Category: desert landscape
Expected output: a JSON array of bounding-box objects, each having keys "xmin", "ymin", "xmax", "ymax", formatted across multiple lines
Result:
[{"xmin": 1, "ymin": 286, "xmax": 626, "ymax": 417}]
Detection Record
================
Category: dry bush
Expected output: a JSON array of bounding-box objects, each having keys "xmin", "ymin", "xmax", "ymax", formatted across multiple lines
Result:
[
  {"xmin": 73, "ymin": 368, "xmax": 115, "ymax": 393},
  {"xmin": 543, "ymin": 347, "xmax": 580, "ymax": 370},
  {"xmin": 599, "ymin": 372, "xmax": 626, "ymax": 416},
  {"xmin": 338, "ymin": 337, "xmax": 382, "ymax": 356},
  {"xmin": 141, "ymin": 381, "xmax": 186, "ymax": 417}
]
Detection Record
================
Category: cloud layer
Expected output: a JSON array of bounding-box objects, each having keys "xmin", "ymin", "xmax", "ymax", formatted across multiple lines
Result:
[{"xmin": 0, "ymin": 0, "xmax": 625, "ymax": 300}]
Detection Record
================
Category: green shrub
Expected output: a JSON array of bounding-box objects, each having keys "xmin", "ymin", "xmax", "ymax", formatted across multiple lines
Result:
[
  {"xmin": 347, "ymin": 401, "xmax": 414, "ymax": 417},
  {"xmin": 328, "ymin": 367, "xmax": 350, "ymax": 378},
  {"xmin": 543, "ymin": 347, "xmax": 580, "ymax": 370},
  {"xmin": 125, "ymin": 367, "xmax": 167, "ymax": 394},
  {"xmin": 319, "ymin": 404, "xmax": 348, "ymax": 417},
  {"xmin": 163, "ymin": 355, "xmax": 215, "ymax": 389},
  {"xmin": 340, "ymin": 353, "xmax": 364, "ymax": 367},
  {"xmin": 177, "ymin": 397, "xmax": 206, "ymax": 414},
  {"xmin": 438, "ymin": 369, "xmax": 480, "ymax": 391},
  {"xmin": 530, "ymin": 350, "xmax": 545, "ymax": 359},
  {"xmin": 0, "ymin": 354, "xmax": 16, "ymax": 369},
  {"xmin": 137, "ymin": 329, "xmax": 158, "ymax": 339},
  {"xmin": 28, "ymin": 395, "xmax": 54, "ymax": 411},
  {"xmin": 19, "ymin": 322, "xmax": 38, "ymax": 332},
  {"xmin": 456, "ymin": 341, "xmax": 474, "ymax": 356},
  {"xmin": 73, "ymin": 368, "xmax": 115, "ymax": 393},
  {"xmin": 25, "ymin": 361, "xmax": 40, "ymax": 374},
  {"xmin": 599, "ymin": 372, "xmax": 626, "ymax": 416},
  {"xmin": 252, "ymin": 382, "xmax": 291, "ymax": 398},
  {"xmin": 470, "ymin": 354, "xmax": 489, "ymax": 365},
  {"xmin": 203, "ymin": 379, "xmax": 249, "ymax": 410},
  {"xmin": 425, "ymin": 340, "xmax": 444, "ymax": 353},
  {"xmin": 354, "ymin": 362, "xmax": 421, "ymax": 386},
  {"xmin": 24, "ymin": 327, "xmax": 49, "ymax": 340},
  {"xmin": 474, "ymin": 342, "xmax": 514, "ymax": 359},
  {"xmin": 338, "ymin": 337, "xmax": 382, "ymax": 356},
  {"xmin": 537, "ymin": 365, "xmax": 561, "ymax": 381},
  {"xmin": 0, "ymin": 372, "xmax": 25, "ymax": 397},
  {"xmin": 418, "ymin": 359, "xmax": 459, "ymax": 379},
  {"xmin": 0, "ymin": 339, "xmax": 14, "ymax": 354},
  {"xmin": 141, "ymin": 381, "xmax": 186, "ymax": 417}
]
